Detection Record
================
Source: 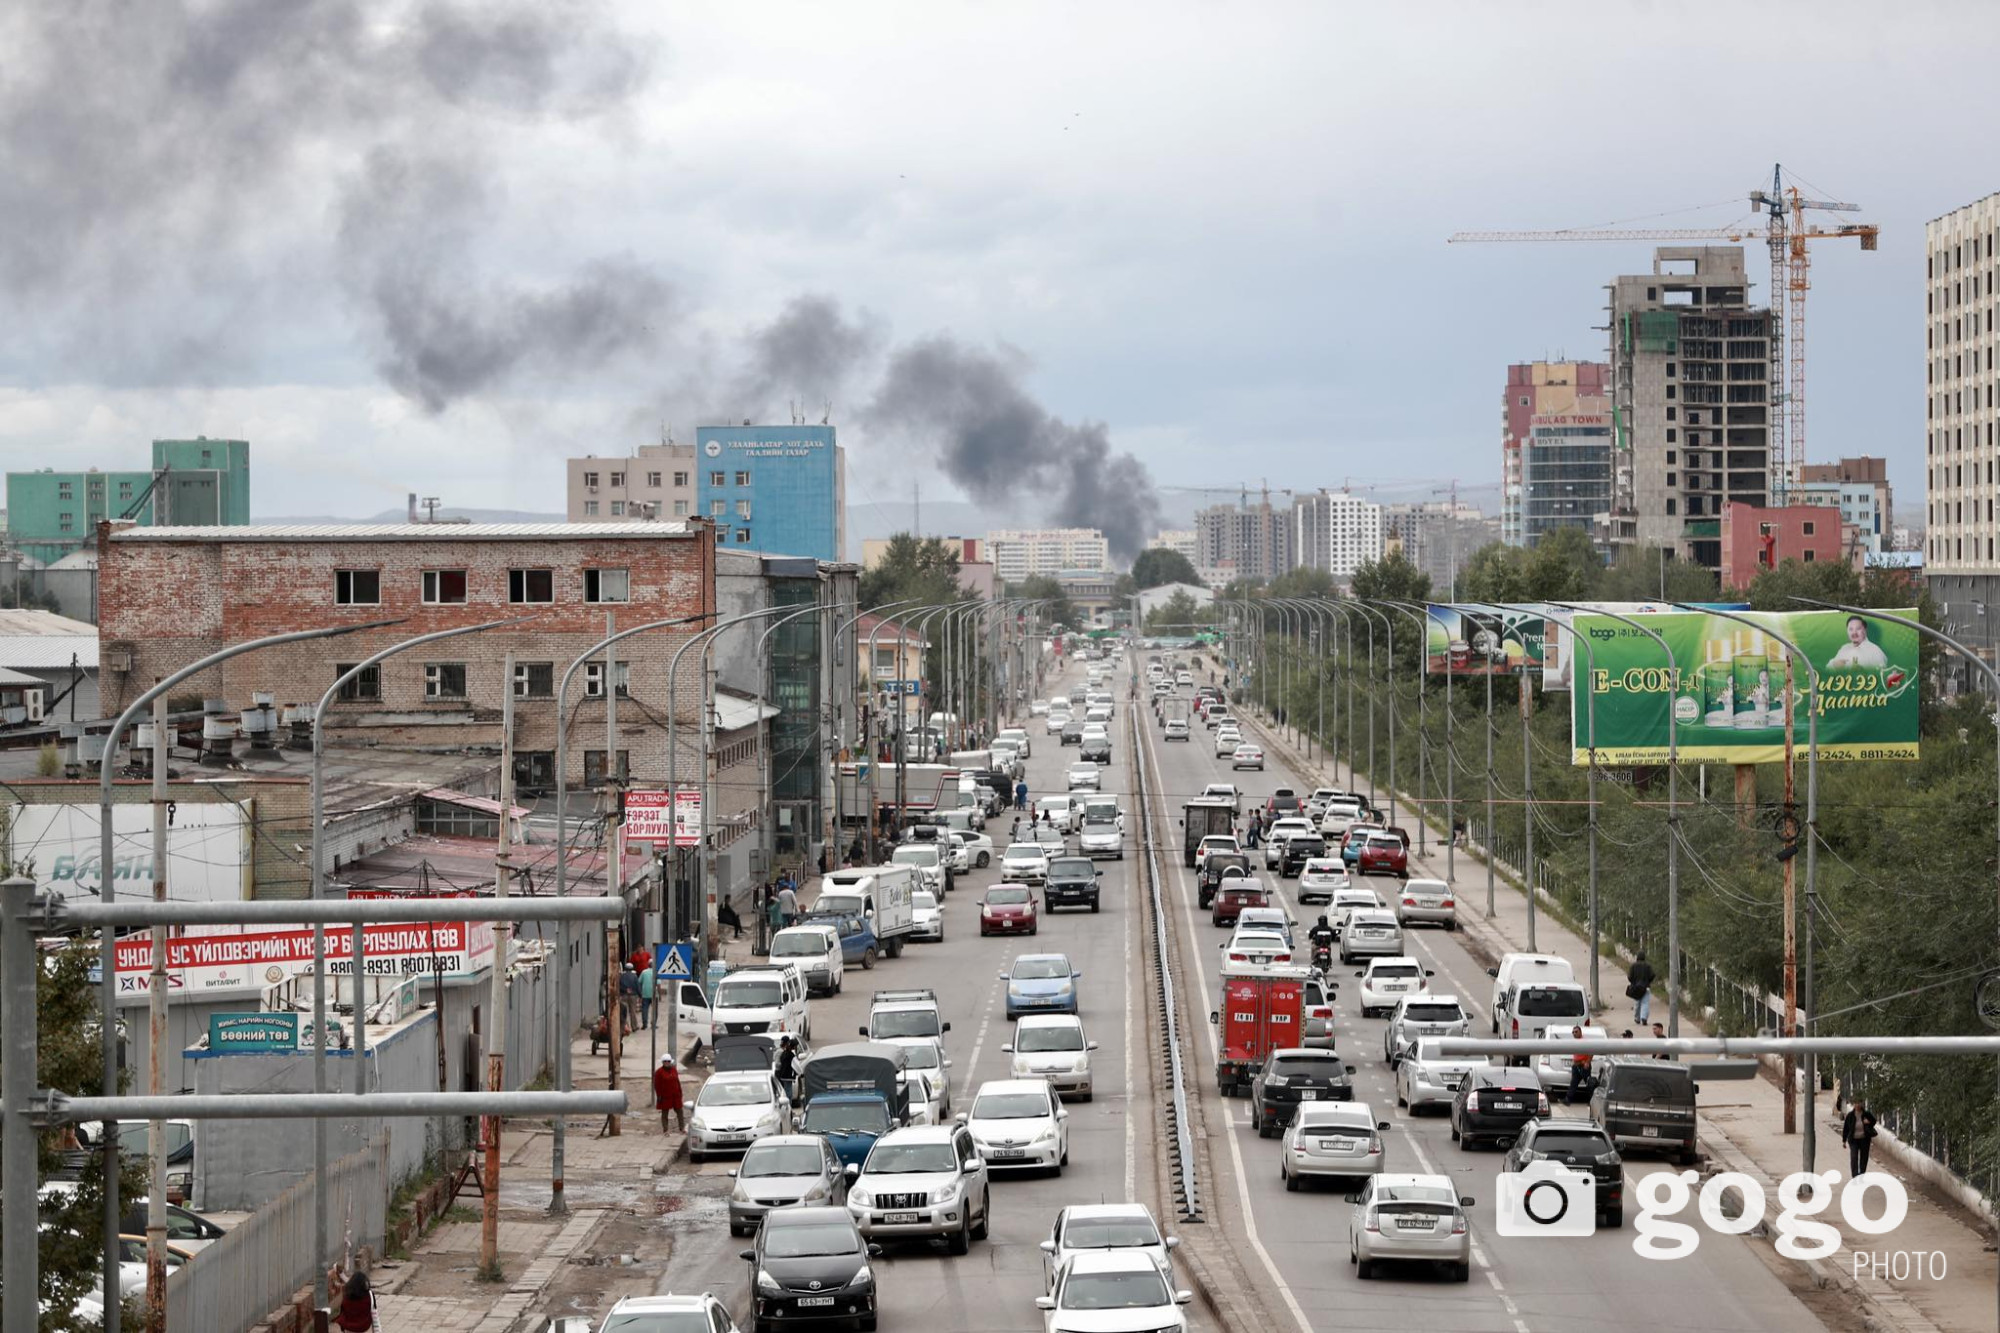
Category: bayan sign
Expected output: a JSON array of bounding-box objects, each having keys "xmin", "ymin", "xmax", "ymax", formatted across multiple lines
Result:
[
  {"xmin": 1569, "ymin": 608, "xmax": 1920, "ymax": 765},
  {"xmin": 114, "ymin": 920, "xmax": 495, "ymax": 994},
  {"xmin": 10, "ymin": 802, "xmax": 247, "ymax": 901}
]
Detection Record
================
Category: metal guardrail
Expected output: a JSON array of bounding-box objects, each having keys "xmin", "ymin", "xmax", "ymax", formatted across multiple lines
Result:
[{"xmin": 1130, "ymin": 708, "xmax": 1203, "ymax": 1223}]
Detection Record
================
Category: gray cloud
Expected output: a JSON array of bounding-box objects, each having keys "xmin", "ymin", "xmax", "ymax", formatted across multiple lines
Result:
[
  {"xmin": 726, "ymin": 295, "xmax": 882, "ymax": 422},
  {"xmin": 0, "ymin": 0, "xmax": 663, "ymax": 407},
  {"xmin": 864, "ymin": 335, "xmax": 1161, "ymax": 561}
]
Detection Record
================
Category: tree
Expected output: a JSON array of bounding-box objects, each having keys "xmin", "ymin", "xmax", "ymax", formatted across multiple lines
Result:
[
  {"xmin": 1522, "ymin": 526, "xmax": 1601, "ymax": 602},
  {"xmin": 1595, "ymin": 546, "xmax": 1719, "ymax": 603},
  {"xmin": 1144, "ymin": 588, "xmax": 1205, "ymax": 631},
  {"xmin": 1266, "ymin": 566, "xmax": 1336, "ymax": 600},
  {"xmin": 859, "ymin": 533, "xmax": 967, "ymax": 611},
  {"xmin": 1130, "ymin": 547, "xmax": 1201, "ymax": 590},
  {"xmin": 1349, "ymin": 551, "xmax": 1432, "ymax": 604},
  {"xmin": 1454, "ymin": 542, "xmax": 1529, "ymax": 604},
  {"xmin": 1010, "ymin": 575, "xmax": 1077, "ymax": 632},
  {"xmin": 13, "ymin": 943, "xmax": 145, "ymax": 1331}
]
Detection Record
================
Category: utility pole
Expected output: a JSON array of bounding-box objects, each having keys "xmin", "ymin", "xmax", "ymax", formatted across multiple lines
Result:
[
  {"xmin": 604, "ymin": 613, "xmax": 624, "ymax": 1135},
  {"xmin": 482, "ymin": 654, "xmax": 516, "ymax": 1273},
  {"xmin": 1781, "ymin": 653, "xmax": 1799, "ymax": 1135},
  {"xmin": 1521, "ymin": 670, "xmax": 1535, "ymax": 951},
  {"xmin": 144, "ymin": 693, "xmax": 168, "ymax": 1333}
]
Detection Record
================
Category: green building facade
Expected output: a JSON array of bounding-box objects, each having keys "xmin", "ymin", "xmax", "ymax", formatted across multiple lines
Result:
[{"xmin": 6, "ymin": 438, "xmax": 249, "ymax": 562}]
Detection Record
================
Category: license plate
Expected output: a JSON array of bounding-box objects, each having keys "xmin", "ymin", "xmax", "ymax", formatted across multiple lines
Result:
[
  {"xmin": 797, "ymin": 1296, "xmax": 836, "ymax": 1308},
  {"xmin": 1395, "ymin": 1217, "xmax": 1433, "ymax": 1231},
  {"xmin": 1491, "ymin": 1101, "xmax": 1520, "ymax": 1112},
  {"xmin": 1297, "ymin": 1090, "xmax": 1318, "ymax": 1100},
  {"xmin": 884, "ymin": 1211, "xmax": 920, "ymax": 1224},
  {"xmin": 1641, "ymin": 1125, "xmax": 1660, "ymax": 1137},
  {"xmin": 992, "ymin": 1148, "xmax": 1025, "ymax": 1159},
  {"xmin": 1323, "ymin": 1137, "xmax": 1356, "ymax": 1151}
]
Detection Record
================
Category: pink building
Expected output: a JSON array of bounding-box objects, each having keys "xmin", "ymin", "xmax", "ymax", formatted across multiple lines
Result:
[{"xmin": 1719, "ymin": 503, "xmax": 1845, "ymax": 591}]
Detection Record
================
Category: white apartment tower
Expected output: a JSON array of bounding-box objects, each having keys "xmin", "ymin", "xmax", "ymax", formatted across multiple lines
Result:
[
  {"xmin": 1292, "ymin": 490, "xmax": 1383, "ymax": 579},
  {"xmin": 1926, "ymin": 193, "xmax": 2000, "ymax": 671},
  {"xmin": 566, "ymin": 441, "xmax": 697, "ymax": 522},
  {"xmin": 985, "ymin": 528, "xmax": 1110, "ymax": 581}
]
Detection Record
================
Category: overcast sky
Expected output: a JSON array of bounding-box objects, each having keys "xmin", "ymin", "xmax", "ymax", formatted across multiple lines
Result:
[{"xmin": 2, "ymin": 1, "xmax": 1988, "ymax": 542}]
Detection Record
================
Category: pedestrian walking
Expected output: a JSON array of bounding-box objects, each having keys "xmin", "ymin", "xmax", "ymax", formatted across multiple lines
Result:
[
  {"xmin": 764, "ymin": 888, "xmax": 784, "ymax": 939},
  {"xmin": 618, "ymin": 963, "xmax": 640, "ymax": 1031},
  {"xmin": 1842, "ymin": 1098, "xmax": 1879, "ymax": 1178},
  {"xmin": 638, "ymin": 959, "xmax": 656, "ymax": 1030},
  {"xmin": 776, "ymin": 881, "xmax": 799, "ymax": 927},
  {"xmin": 333, "ymin": 1270, "xmax": 376, "ymax": 1331},
  {"xmin": 718, "ymin": 900, "xmax": 744, "ymax": 939},
  {"xmin": 1567, "ymin": 1026, "xmax": 1591, "ymax": 1105},
  {"xmin": 653, "ymin": 1054, "xmax": 685, "ymax": 1132},
  {"xmin": 1451, "ymin": 814, "xmax": 1467, "ymax": 849},
  {"xmin": 1649, "ymin": 1021, "xmax": 1672, "ymax": 1058},
  {"xmin": 1015, "ymin": 780, "xmax": 1029, "ymax": 811},
  {"xmin": 1626, "ymin": 952, "xmax": 1656, "ymax": 1025}
]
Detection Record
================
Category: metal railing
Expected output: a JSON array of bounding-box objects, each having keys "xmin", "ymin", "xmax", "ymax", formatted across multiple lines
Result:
[
  {"xmin": 1130, "ymin": 708, "xmax": 1202, "ymax": 1223},
  {"xmin": 167, "ymin": 1134, "xmax": 389, "ymax": 1332}
]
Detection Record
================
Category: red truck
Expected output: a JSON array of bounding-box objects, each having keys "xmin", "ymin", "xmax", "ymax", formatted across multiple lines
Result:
[{"xmin": 1209, "ymin": 962, "xmax": 1312, "ymax": 1096}]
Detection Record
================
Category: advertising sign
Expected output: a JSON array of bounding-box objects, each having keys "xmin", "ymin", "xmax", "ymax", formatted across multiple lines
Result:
[
  {"xmin": 621, "ymin": 789, "xmax": 702, "ymax": 847},
  {"xmin": 1569, "ymin": 608, "xmax": 1920, "ymax": 765},
  {"xmin": 208, "ymin": 1012, "xmax": 299, "ymax": 1053},
  {"xmin": 1425, "ymin": 605, "xmax": 1545, "ymax": 676},
  {"xmin": 1541, "ymin": 601, "xmax": 1749, "ymax": 692},
  {"xmin": 113, "ymin": 920, "xmax": 496, "ymax": 994},
  {"xmin": 9, "ymin": 802, "xmax": 248, "ymax": 901}
]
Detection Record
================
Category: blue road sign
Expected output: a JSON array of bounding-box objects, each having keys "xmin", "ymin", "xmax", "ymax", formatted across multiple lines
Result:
[{"xmin": 655, "ymin": 942, "xmax": 696, "ymax": 981}]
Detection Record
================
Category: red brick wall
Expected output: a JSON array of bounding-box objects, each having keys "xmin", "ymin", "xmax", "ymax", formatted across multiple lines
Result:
[
  {"xmin": 1720, "ymin": 503, "xmax": 1844, "ymax": 592},
  {"xmin": 98, "ymin": 526, "xmax": 719, "ymax": 783}
]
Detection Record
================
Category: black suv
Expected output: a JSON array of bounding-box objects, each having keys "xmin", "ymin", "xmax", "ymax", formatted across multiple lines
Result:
[
  {"xmin": 1250, "ymin": 1048, "xmax": 1355, "ymax": 1137},
  {"xmin": 1279, "ymin": 834, "xmax": 1327, "ymax": 878},
  {"xmin": 1503, "ymin": 1119, "xmax": 1625, "ymax": 1228},
  {"xmin": 1450, "ymin": 1068, "xmax": 1548, "ymax": 1150},
  {"xmin": 743, "ymin": 1205, "xmax": 883, "ymax": 1331},
  {"xmin": 1044, "ymin": 856, "xmax": 1102, "ymax": 913},
  {"xmin": 1590, "ymin": 1058, "xmax": 1699, "ymax": 1166},
  {"xmin": 1060, "ymin": 719, "xmax": 1084, "ymax": 746},
  {"xmin": 1196, "ymin": 852, "xmax": 1253, "ymax": 909}
]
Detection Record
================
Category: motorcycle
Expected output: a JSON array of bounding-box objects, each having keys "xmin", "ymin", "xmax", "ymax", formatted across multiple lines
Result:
[{"xmin": 1310, "ymin": 941, "xmax": 1333, "ymax": 974}]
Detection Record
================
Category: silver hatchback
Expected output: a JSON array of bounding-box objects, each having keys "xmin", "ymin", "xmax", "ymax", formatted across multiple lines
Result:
[
  {"xmin": 1338, "ymin": 909, "xmax": 1403, "ymax": 964},
  {"xmin": 1282, "ymin": 1101, "xmax": 1389, "ymax": 1190},
  {"xmin": 1348, "ymin": 1174, "xmax": 1473, "ymax": 1282}
]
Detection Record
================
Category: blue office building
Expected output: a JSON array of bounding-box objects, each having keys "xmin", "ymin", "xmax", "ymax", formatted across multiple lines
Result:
[{"xmin": 695, "ymin": 425, "xmax": 846, "ymax": 561}]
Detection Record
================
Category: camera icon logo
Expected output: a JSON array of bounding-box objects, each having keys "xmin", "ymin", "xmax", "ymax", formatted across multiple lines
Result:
[{"xmin": 1495, "ymin": 1161, "xmax": 1598, "ymax": 1238}]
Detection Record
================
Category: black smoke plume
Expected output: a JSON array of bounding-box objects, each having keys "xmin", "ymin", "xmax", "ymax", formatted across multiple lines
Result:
[{"xmin": 864, "ymin": 335, "xmax": 1162, "ymax": 562}]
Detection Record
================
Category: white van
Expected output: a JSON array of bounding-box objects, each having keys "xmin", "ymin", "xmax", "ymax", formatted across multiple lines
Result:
[
  {"xmin": 769, "ymin": 923, "xmax": 845, "ymax": 996},
  {"xmin": 1486, "ymin": 953, "xmax": 1578, "ymax": 1035},
  {"xmin": 1500, "ymin": 979, "xmax": 1590, "ymax": 1048},
  {"xmin": 677, "ymin": 963, "xmax": 811, "ymax": 1044}
]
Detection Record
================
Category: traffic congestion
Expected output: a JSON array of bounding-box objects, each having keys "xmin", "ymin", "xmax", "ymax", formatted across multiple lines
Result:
[{"xmin": 590, "ymin": 642, "xmax": 1821, "ymax": 1333}]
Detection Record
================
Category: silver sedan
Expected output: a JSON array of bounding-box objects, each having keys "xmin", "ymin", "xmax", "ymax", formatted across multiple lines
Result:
[{"xmin": 1347, "ymin": 1174, "xmax": 1473, "ymax": 1282}]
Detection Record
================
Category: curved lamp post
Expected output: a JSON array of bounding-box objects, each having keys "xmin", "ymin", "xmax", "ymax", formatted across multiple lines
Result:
[
  {"xmin": 1373, "ymin": 600, "xmax": 1431, "ymax": 857},
  {"xmin": 1347, "ymin": 601, "xmax": 1394, "ymax": 825},
  {"xmin": 97, "ymin": 617, "xmax": 395, "ymax": 1326}
]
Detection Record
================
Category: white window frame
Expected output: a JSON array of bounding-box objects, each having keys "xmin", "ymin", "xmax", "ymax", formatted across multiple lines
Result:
[
  {"xmin": 422, "ymin": 569, "xmax": 468, "ymax": 604},
  {"xmin": 424, "ymin": 663, "xmax": 468, "ymax": 700},
  {"xmin": 584, "ymin": 568, "xmax": 630, "ymax": 603}
]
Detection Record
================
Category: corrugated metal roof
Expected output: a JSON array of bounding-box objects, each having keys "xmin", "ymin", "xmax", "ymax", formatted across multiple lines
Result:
[
  {"xmin": 420, "ymin": 787, "xmax": 532, "ymax": 819},
  {"xmin": 0, "ymin": 609, "xmax": 94, "ymax": 635},
  {"xmin": 0, "ymin": 636, "xmax": 98, "ymax": 669},
  {"xmin": 110, "ymin": 522, "xmax": 693, "ymax": 542},
  {"xmin": 0, "ymin": 666, "xmax": 44, "ymax": 687},
  {"xmin": 712, "ymin": 695, "xmax": 781, "ymax": 732}
]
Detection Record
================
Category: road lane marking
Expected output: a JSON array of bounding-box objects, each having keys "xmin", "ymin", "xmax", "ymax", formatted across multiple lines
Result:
[{"xmin": 1124, "ymin": 856, "xmax": 1137, "ymax": 1201}]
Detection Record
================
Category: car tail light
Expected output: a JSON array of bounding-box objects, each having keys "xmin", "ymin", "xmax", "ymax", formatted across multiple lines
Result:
[
  {"xmin": 1440, "ymin": 899, "xmax": 1454, "ymax": 909},
  {"xmin": 1367, "ymin": 1135, "xmax": 1382, "ymax": 1155},
  {"xmin": 1402, "ymin": 898, "xmax": 1417, "ymax": 907},
  {"xmin": 1510, "ymin": 1018, "xmax": 1519, "ymax": 1038},
  {"xmin": 1451, "ymin": 1215, "xmax": 1467, "ymax": 1235},
  {"xmin": 1465, "ymin": 1091, "xmax": 1479, "ymax": 1112},
  {"xmin": 1537, "ymin": 1092, "xmax": 1550, "ymax": 1114},
  {"xmin": 1364, "ymin": 1212, "xmax": 1380, "ymax": 1233}
]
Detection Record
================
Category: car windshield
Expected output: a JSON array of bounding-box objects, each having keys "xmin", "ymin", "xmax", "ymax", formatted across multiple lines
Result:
[
  {"xmin": 1272, "ymin": 1056, "xmax": 1344, "ymax": 1081},
  {"xmin": 1403, "ymin": 1003, "xmax": 1463, "ymax": 1022},
  {"xmin": 1012, "ymin": 958, "xmax": 1072, "ymax": 980},
  {"xmin": 1374, "ymin": 1184, "xmax": 1457, "ymax": 1207},
  {"xmin": 1366, "ymin": 835, "xmax": 1402, "ymax": 850},
  {"xmin": 801, "ymin": 1103, "xmax": 890, "ymax": 1135},
  {"xmin": 864, "ymin": 1142, "xmax": 959, "ymax": 1175},
  {"xmin": 912, "ymin": 891, "xmax": 938, "ymax": 912},
  {"xmin": 899, "ymin": 1043, "xmax": 939, "ymax": 1070},
  {"xmin": 697, "ymin": 1080, "xmax": 771, "ymax": 1107},
  {"xmin": 602, "ymin": 1314, "xmax": 709, "ymax": 1333},
  {"xmin": 972, "ymin": 1092, "xmax": 1051, "ymax": 1120},
  {"xmin": 1005, "ymin": 845, "xmax": 1044, "ymax": 860},
  {"xmin": 1016, "ymin": 1025, "xmax": 1084, "ymax": 1052},
  {"xmin": 1373, "ymin": 963, "xmax": 1421, "ymax": 979},
  {"xmin": 740, "ymin": 1144, "xmax": 826, "ymax": 1178},
  {"xmin": 1049, "ymin": 860, "xmax": 1093, "ymax": 877},
  {"xmin": 1303, "ymin": 862, "xmax": 1342, "ymax": 876},
  {"xmin": 1063, "ymin": 1217, "xmax": 1161, "ymax": 1249},
  {"xmin": 762, "ymin": 1222, "xmax": 861, "ymax": 1259},
  {"xmin": 1061, "ymin": 1270, "xmax": 1171, "ymax": 1311},
  {"xmin": 1517, "ymin": 988, "xmax": 1588, "ymax": 1017},
  {"xmin": 771, "ymin": 934, "xmax": 829, "ymax": 957},
  {"xmin": 986, "ymin": 888, "xmax": 1031, "ymax": 905},
  {"xmin": 716, "ymin": 980, "xmax": 783, "ymax": 1007},
  {"xmin": 872, "ymin": 1010, "xmax": 939, "ymax": 1038},
  {"xmin": 893, "ymin": 847, "xmax": 939, "ymax": 867}
]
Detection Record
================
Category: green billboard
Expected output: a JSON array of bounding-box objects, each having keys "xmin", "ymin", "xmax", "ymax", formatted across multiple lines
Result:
[
  {"xmin": 1570, "ymin": 608, "xmax": 1920, "ymax": 765},
  {"xmin": 1425, "ymin": 604, "xmax": 1546, "ymax": 676}
]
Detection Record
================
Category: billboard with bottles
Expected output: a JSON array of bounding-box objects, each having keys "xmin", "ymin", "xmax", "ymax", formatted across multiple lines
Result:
[{"xmin": 1569, "ymin": 608, "xmax": 1919, "ymax": 765}]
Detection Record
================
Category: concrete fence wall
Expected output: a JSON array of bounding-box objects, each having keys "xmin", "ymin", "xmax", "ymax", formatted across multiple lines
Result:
[{"xmin": 167, "ymin": 1134, "xmax": 388, "ymax": 1333}]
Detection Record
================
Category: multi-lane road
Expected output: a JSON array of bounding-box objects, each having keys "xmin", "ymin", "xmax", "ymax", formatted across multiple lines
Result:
[{"xmin": 647, "ymin": 650, "xmax": 1833, "ymax": 1332}]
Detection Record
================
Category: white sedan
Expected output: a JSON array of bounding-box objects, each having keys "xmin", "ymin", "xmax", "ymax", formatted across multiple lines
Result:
[
  {"xmin": 686, "ymin": 1072, "xmax": 793, "ymax": 1163},
  {"xmin": 1005, "ymin": 1014, "xmax": 1097, "ymax": 1099},
  {"xmin": 1231, "ymin": 744, "xmax": 1265, "ymax": 771},
  {"xmin": 1045, "ymin": 710, "xmax": 1071, "ymax": 735},
  {"xmin": 1002, "ymin": 843, "xmax": 1051, "ymax": 884},
  {"xmin": 1038, "ymin": 1203, "xmax": 1179, "ymax": 1294},
  {"xmin": 1038, "ymin": 1252, "xmax": 1191, "ymax": 1332},
  {"xmin": 911, "ymin": 889, "xmax": 944, "ymax": 942},
  {"xmin": 1297, "ymin": 858, "xmax": 1350, "ymax": 905},
  {"xmin": 950, "ymin": 829, "xmax": 995, "ymax": 870},
  {"xmin": 1066, "ymin": 763, "xmax": 1102, "ymax": 791},
  {"xmin": 1214, "ymin": 729, "xmax": 1242, "ymax": 757},
  {"xmin": 966, "ymin": 1078, "xmax": 1068, "ymax": 1173},
  {"xmin": 1030, "ymin": 698, "xmax": 1051, "ymax": 716}
]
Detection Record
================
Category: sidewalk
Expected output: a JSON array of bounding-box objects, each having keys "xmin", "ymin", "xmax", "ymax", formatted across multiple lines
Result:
[{"xmin": 1238, "ymin": 705, "xmax": 1992, "ymax": 1333}]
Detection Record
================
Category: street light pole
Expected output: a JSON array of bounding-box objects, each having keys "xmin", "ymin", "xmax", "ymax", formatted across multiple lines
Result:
[
  {"xmin": 1409, "ymin": 602, "xmax": 1455, "ymax": 884},
  {"xmin": 1537, "ymin": 612, "xmax": 1598, "ymax": 1002},
  {"xmin": 1376, "ymin": 601, "xmax": 1431, "ymax": 857}
]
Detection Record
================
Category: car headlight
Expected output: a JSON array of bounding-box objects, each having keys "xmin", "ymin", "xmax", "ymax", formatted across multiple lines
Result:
[
  {"xmin": 757, "ymin": 1268, "xmax": 782, "ymax": 1294},
  {"xmin": 1073, "ymin": 1058, "xmax": 1091, "ymax": 1073},
  {"xmin": 802, "ymin": 1182, "xmax": 830, "ymax": 1203},
  {"xmin": 850, "ymin": 1189, "xmax": 873, "ymax": 1208},
  {"xmin": 755, "ymin": 1112, "xmax": 779, "ymax": 1131},
  {"xmin": 1033, "ymin": 1123, "xmax": 1060, "ymax": 1144},
  {"xmin": 731, "ymin": 1181, "xmax": 752, "ymax": 1203},
  {"xmin": 847, "ymin": 1265, "xmax": 874, "ymax": 1289}
]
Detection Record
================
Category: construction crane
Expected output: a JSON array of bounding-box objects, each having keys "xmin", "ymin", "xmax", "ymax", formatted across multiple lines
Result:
[{"xmin": 1449, "ymin": 165, "xmax": 1877, "ymax": 498}]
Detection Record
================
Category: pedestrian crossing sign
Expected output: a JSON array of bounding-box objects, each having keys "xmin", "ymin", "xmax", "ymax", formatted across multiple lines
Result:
[{"xmin": 655, "ymin": 943, "xmax": 695, "ymax": 981}]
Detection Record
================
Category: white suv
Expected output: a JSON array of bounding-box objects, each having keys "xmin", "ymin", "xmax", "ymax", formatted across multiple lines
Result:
[{"xmin": 846, "ymin": 1124, "xmax": 990, "ymax": 1254}]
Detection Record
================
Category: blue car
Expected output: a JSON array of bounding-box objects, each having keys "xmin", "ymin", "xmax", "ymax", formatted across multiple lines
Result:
[{"xmin": 1001, "ymin": 953, "xmax": 1081, "ymax": 1020}]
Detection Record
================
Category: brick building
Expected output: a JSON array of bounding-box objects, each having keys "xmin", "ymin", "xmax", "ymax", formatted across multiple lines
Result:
[
  {"xmin": 1718, "ymin": 502, "xmax": 1845, "ymax": 592},
  {"xmin": 96, "ymin": 521, "xmax": 719, "ymax": 787}
]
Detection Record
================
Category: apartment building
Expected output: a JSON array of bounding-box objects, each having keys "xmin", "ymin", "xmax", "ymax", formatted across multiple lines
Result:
[
  {"xmin": 1502, "ymin": 362, "xmax": 1610, "ymax": 547},
  {"xmin": 1291, "ymin": 490, "xmax": 1382, "ymax": 579},
  {"xmin": 1382, "ymin": 501, "xmax": 1495, "ymax": 596},
  {"xmin": 985, "ymin": 528, "xmax": 1109, "ymax": 582},
  {"xmin": 1150, "ymin": 529, "xmax": 1199, "ymax": 563},
  {"xmin": 7, "ymin": 438, "xmax": 250, "ymax": 564},
  {"xmin": 566, "ymin": 441, "xmax": 697, "ymax": 522},
  {"xmin": 1608, "ymin": 247, "xmax": 1774, "ymax": 572},
  {"xmin": 1925, "ymin": 193, "xmax": 2000, "ymax": 673},
  {"xmin": 1521, "ymin": 403, "xmax": 1614, "ymax": 549},
  {"xmin": 1195, "ymin": 498, "xmax": 1293, "ymax": 582},
  {"xmin": 1795, "ymin": 456, "xmax": 1892, "ymax": 560},
  {"xmin": 697, "ymin": 425, "xmax": 847, "ymax": 562}
]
